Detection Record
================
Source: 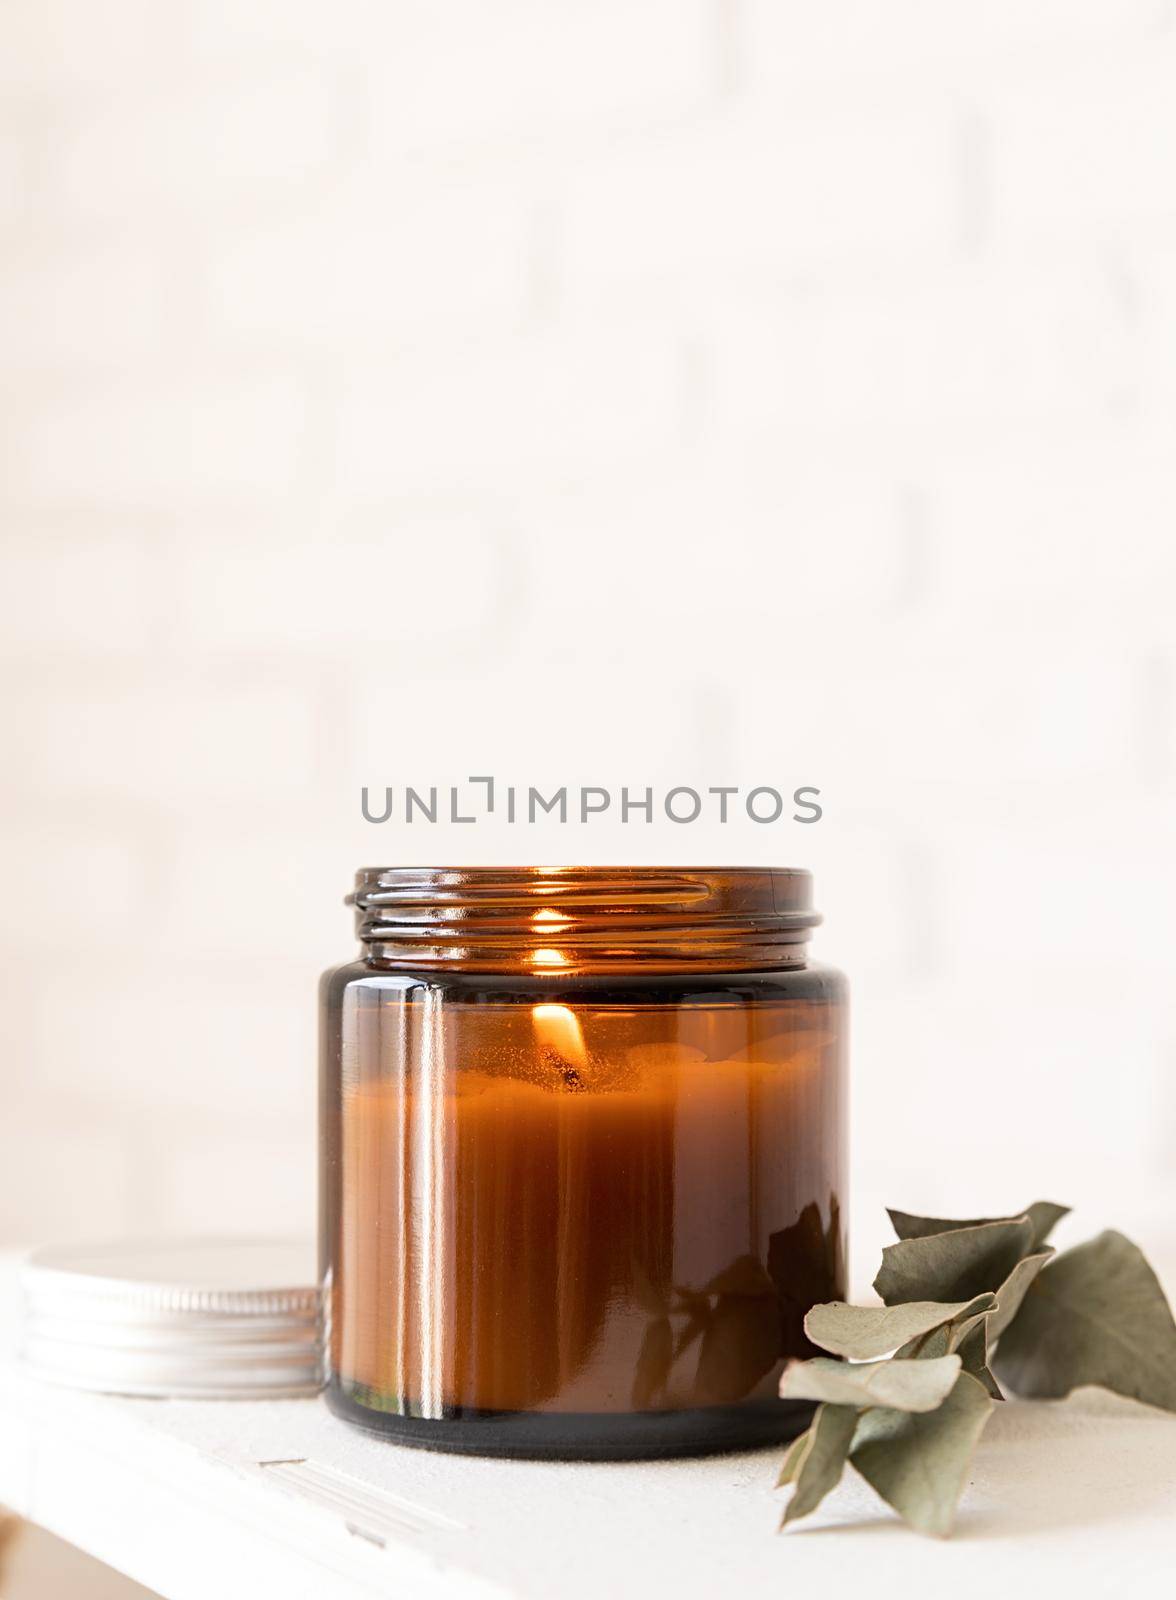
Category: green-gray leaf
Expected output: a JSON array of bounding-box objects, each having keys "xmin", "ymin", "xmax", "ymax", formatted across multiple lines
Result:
[
  {"xmin": 951, "ymin": 1296, "xmax": 999, "ymax": 1343},
  {"xmin": 894, "ymin": 1296, "xmax": 1002, "ymax": 1397},
  {"xmin": 779, "ymin": 1354, "xmax": 961, "ymax": 1411},
  {"xmin": 776, "ymin": 1427, "xmax": 811, "ymax": 1487},
  {"xmin": 888, "ymin": 1201, "xmax": 1069, "ymax": 1253},
  {"xmin": 805, "ymin": 1297, "xmax": 990, "ymax": 1361},
  {"xmin": 954, "ymin": 1317, "xmax": 1002, "ymax": 1400},
  {"xmin": 779, "ymin": 1404, "xmax": 857, "ymax": 1527},
  {"xmin": 891, "ymin": 1293, "xmax": 995, "ymax": 1357},
  {"xmin": 993, "ymin": 1230, "xmax": 1176, "ymax": 1412},
  {"xmin": 850, "ymin": 1371, "xmax": 994, "ymax": 1537},
  {"xmin": 874, "ymin": 1218, "xmax": 1033, "ymax": 1305},
  {"xmin": 988, "ymin": 1249, "xmax": 1053, "ymax": 1340}
]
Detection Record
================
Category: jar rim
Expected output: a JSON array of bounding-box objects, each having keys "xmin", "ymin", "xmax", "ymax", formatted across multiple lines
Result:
[{"xmin": 347, "ymin": 866, "xmax": 820, "ymax": 973}]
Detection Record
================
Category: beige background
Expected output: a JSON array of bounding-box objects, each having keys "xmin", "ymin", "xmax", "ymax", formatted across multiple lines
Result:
[{"xmin": 2, "ymin": 0, "xmax": 1176, "ymax": 1272}]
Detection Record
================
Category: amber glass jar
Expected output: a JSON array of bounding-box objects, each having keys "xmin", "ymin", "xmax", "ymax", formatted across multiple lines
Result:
[{"xmin": 320, "ymin": 867, "xmax": 846, "ymax": 1459}]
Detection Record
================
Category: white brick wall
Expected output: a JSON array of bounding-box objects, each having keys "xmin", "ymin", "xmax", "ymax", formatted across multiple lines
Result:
[
  {"xmin": 9, "ymin": 370, "xmax": 312, "ymax": 506},
  {"xmin": 2, "ymin": 0, "xmax": 1175, "ymax": 1250},
  {"xmin": 0, "ymin": 132, "xmax": 29, "ymax": 229},
  {"xmin": 364, "ymin": 0, "xmax": 719, "ymax": 147},
  {"xmin": 207, "ymin": 170, "xmax": 537, "ymax": 350},
  {"xmin": 333, "ymin": 326, "xmax": 687, "ymax": 497},
  {"xmin": 561, "ymin": 100, "xmax": 959, "ymax": 297},
  {"xmin": 2, "ymin": 239, "xmax": 172, "ymax": 368},
  {"xmin": 52, "ymin": 69, "xmax": 340, "ymax": 219},
  {"xmin": 741, "ymin": 0, "xmax": 1171, "ymax": 81},
  {"xmin": 991, "ymin": 46, "xmax": 1176, "ymax": 234}
]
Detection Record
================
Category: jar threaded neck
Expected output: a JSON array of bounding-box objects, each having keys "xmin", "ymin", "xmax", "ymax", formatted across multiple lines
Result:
[{"xmin": 348, "ymin": 866, "xmax": 819, "ymax": 974}]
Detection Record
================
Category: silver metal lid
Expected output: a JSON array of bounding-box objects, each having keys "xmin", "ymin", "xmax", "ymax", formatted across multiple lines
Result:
[{"xmin": 21, "ymin": 1239, "xmax": 322, "ymax": 1399}]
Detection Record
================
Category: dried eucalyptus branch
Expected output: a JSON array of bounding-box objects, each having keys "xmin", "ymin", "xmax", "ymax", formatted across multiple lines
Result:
[{"xmin": 775, "ymin": 1201, "xmax": 1176, "ymax": 1537}]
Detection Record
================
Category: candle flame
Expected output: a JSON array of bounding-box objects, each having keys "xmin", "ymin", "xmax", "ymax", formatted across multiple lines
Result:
[{"xmin": 532, "ymin": 1003, "xmax": 588, "ymax": 1069}]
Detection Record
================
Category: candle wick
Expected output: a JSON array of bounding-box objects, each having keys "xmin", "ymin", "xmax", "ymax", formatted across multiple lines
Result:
[{"xmin": 539, "ymin": 1044, "xmax": 586, "ymax": 1091}]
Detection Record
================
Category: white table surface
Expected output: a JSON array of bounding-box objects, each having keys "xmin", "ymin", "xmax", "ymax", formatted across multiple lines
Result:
[{"xmin": 2, "ymin": 1253, "xmax": 1175, "ymax": 1600}]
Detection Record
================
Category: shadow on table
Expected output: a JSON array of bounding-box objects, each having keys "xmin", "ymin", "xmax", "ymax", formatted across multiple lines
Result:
[
  {"xmin": 772, "ymin": 1389, "xmax": 1176, "ymax": 1541},
  {"xmin": 957, "ymin": 1389, "xmax": 1176, "ymax": 1540}
]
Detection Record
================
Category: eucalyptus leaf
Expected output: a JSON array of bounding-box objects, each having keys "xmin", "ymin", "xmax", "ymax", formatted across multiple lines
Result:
[
  {"xmin": 987, "ymin": 1249, "xmax": 1053, "ymax": 1340},
  {"xmin": 993, "ymin": 1230, "xmax": 1176, "ymax": 1412},
  {"xmin": 776, "ymin": 1427, "xmax": 811, "ymax": 1487},
  {"xmin": 896, "ymin": 1292, "xmax": 992, "ymax": 1356},
  {"xmin": 874, "ymin": 1217, "xmax": 1033, "ymax": 1305},
  {"xmin": 888, "ymin": 1201, "xmax": 1069, "ymax": 1253},
  {"xmin": 805, "ymin": 1298, "xmax": 987, "ymax": 1361},
  {"xmin": 951, "ymin": 1297, "xmax": 1000, "ymax": 1344},
  {"xmin": 1023, "ymin": 1202, "xmax": 1070, "ymax": 1250},
  {"xmin": 773, "ymin": 1203, "xmax": 1174, "ymax": 1541},
  {"xmin": 779, "ymin": 1354, "xmax": 961, "ymax": 1412},
  {"xmin": 850, "ymin": 1371, "xmax": 994, "ymax": 1537},
  {"xmin": 892, "ymin": 1296, "xmax": 1001, "ymax": 1397},
  {"xmin": 887, "ymin": 1254, "xmax": 1044, "ymax": 1400},
  {"xmin": 779, "ymin": 1404, "xmax": 858, "ymax": 1527},
  {"xmin": 891, "ymin": 1293, "xmax": 996, "ymax": 1359},
  {"xmin": 954, "ymin": 1317, "xmax": 1002, "ymax": 1400}
]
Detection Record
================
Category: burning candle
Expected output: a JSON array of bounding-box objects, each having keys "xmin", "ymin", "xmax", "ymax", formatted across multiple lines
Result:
[{"xmin": 321, "ymin": 867, "xmax": 846, "ymax": 1458}]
